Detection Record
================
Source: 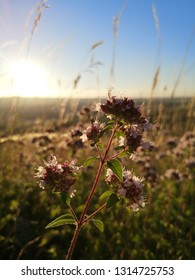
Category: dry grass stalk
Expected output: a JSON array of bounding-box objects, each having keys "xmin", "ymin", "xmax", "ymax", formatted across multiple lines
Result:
[
  {"xmin": 90, "ymin": 41, "xmax": 103, "ymax": 51},
  {"xmin": 151, "ymin": 66, "xmax": 160, "ymax": 93},
  {"xmin": 151, "ymin": 3, "xmax": 161, "ymax": 95},
  {"xmin": 26, "ymin": 0, "xmax": 49, "ymax": 60},
  {"xmin": 152, "ymin": 3, "xmax": 160, "ymax": 40},
  {"xmin": 110, "ymin": 0, "xmax": 128, "ymax": 80},
  {"xmin": 148, "ymin": 4, "xmax": 161, "ymax": 115},
  {"xmin": 170, "ymin": 26, "xmax": 195, "ymax": 99}
]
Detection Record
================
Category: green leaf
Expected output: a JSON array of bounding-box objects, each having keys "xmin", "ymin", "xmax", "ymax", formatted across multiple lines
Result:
[
  {"xmin": 106, "ymin": 193, "xmax": 120, "ymax": 209},
  {"xmin": 115, "ymin": 130, "xmax": 125, "ymax": 138},
  {"xmin": 61, "ymin": 192, "xmax": 71, "ymax": 207},
  {"xmin": 118, "ymin": 150, "xmax": 128, "ymax": 158},
  {"xmin": 99, "ymin": 190, "xmax": 114, "ymax": 202},
  {"xmin": 97, "ymin": 142, "xmax": 104, "ymax": 150},
  {"xmin": 84, "ymin": 157, "xmax": 97, "ymax": 167},
  {"xmin": 107, "ymin": 120, "xmax": 115, "ymax": 125},
  {"xmin": 45, "ymin": 214, "xmax": 75, "ymax": 229},
  {"xmin": 107, "ymin": 159, "xmax": 123, "ymax": 181},
  {"xmin": 103, "ymin": 124, "xmax": 113, "ymax": 132},
  {"xmin": 115, "ymin": 145, "xmax": 125, "ymax": 151},
  {"xmin": 91, "ymin": 219, "xmax": 104, "ymax": 232}
]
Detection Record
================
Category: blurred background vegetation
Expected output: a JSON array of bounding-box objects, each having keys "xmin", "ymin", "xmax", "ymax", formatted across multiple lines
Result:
[{"xmin": 0, "ymin": 96, "xmax": 195, "ymax": 260}]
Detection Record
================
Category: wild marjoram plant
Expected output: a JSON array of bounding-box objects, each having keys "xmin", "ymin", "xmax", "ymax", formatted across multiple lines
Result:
[{"xmin": 35, "ymin": 91, "xmax": 154, "ymax": 259}]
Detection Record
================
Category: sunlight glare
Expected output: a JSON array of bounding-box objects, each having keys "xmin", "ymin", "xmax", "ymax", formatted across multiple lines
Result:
[{"xmin": 9, "ymin": 60, "xmax": 49, "ymax": 97}]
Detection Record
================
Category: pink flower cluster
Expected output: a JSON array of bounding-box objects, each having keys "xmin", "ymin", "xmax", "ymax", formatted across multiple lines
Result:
[
  {"xmin": 119, "ymin": 123, "xmax": 153, "ymax": 152},
  {"xmin": 105, "ymin": 168, "xmax": 146, "ymax": 211},
  {"xmin": 100, "ymin": 95, "xmax": 145, "ymax": 124},
  {"xmin": 35, "ymin": 156, "xmax": 80, "ymax": 196},
  {"xmin": 80, "ymin": 121, "xmax": 105, "ymax": 144}
]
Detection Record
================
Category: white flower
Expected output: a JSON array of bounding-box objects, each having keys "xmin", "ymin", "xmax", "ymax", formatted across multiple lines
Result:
[
  {"xmin": 105, "ymin": 168, "xmax": 114, "ymax": 183},
  {"xmin": 122, "ymin": 170, "xmax": 132, "ymax": 180},
  {"xmin": 118, "ymin": 136, "xmax": 126, "ymax": 146},
  {"xmin": 80, "ymin": 133, "xmax": 88, "ymax": 142},
  {"xmin": 94, "ymin": 102, "xmax": 102, "ymax": 112},
  {"xmin": 130, "ymin": 153, "xmax": 137, "ymax": 161},
  {"xmin": 44, "ymin": 155, "xmax": 58, "ymax": 167},
  {"xmin": 39, "ymin": 180, "xmax": 46, "ymax": 189},
  {"xmin": 139, "ymin": 200, "xmax": 146, "ymax": 208},
  {"xmin": 107, "ymin": 114, "xmax": 113, "ymax": 119},
  {"xmin": 68, "ymin": 186, "xmax": 76, "ymax": 198},
  {"xmin": 35, "ymin": 166, "xmax": 46, "ymax": 178},
  {"xmin": 130, "ymin": 203, "xmax": 140, "ymax": 212},
  {"xmin": 70, "ymin": 159, "xmax": 80, "ymax": 172},
  {"xmin": 49, "ymin": 156, "xmax": 58, "ymax": 166},
  {"xmin": 132, "ymin": 175, "xmax": 144, "ymax": 189},
  {"xmin": 94, "ymin": 121, "xmax": 105, "ymax": 131},
  {"xmin": 56, "ymin": 164, "xmax": 63, "ymax": 173}
]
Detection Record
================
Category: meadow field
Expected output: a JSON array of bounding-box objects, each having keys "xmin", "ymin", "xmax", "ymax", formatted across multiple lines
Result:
[
  {"xmin": 0, "ymin": 96, "xmax": 194, "ymax": 260},
  {"xmin": 0, "ymin": 0, "xmax": 195, "ymax": 261}
]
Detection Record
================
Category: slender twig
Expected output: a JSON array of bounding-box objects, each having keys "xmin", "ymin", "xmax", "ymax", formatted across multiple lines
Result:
[
  {"xmin": 81, "ymin": 203, "xmax": 107, "ymax": 225},
  {"xmin": 79, "ymin": 160, "xmax": 104, "ymax": 223},
  {"xmin": 107, "ymin": 151, "xmax": 124, "ymax": 161},
  {"xmin": 95, "ymin": 143, "xmax": 103, "ymax": 160},
  {"xmin": 103, "ymin": 123, "xmax": 118, "ymax": 160},
  {"xmin": 69, "ymin": 205, "xmax": 79, "ymax": 223}
]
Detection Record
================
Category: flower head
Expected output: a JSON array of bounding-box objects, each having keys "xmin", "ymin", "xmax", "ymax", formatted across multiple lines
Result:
[
  {"xmin": 35, "ymin": 156, "xmax": 80, "ymax": 196},
  {"xmin": 100, "ymin": 95, "xmax": 147, "ymax": 124},
  {"xmin": 118, "ymin": 123, "xmax": 153, "ymax": 152},
  {"xmin": 105, "ymin": 168, "xmax": 146, "ymax": 211},
  {"xmin": 80, "ymin": 121, "xmax": 105, "ymax": 143}
]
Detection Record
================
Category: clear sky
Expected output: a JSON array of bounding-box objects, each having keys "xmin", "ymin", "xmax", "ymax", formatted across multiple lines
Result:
[{"xmin": 0, "ymin": 0, "xmax": 195, "ymax": 98}]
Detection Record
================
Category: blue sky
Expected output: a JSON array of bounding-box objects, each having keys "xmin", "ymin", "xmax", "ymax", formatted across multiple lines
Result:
[{"xmin": 0, "ymin": 0, "xmax": 195, "ymax": 98}]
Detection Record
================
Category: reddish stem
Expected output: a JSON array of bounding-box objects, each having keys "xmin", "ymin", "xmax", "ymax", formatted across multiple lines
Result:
[
  {"xmin": 79, "ymin": 161, "xmax": 104, "ymax": 223},
  {"xmin": 66, "ymin": 123, "xmax": 118, "ymax": 259},
  {"xmin": 106, "ymin": 151, "xmax": 124, "ymax": 161},
  {"xmin": 81, "ymin": 203, "xmax": 106, "ymax": 225},
  {"xmin": 69, "ymin": 205, "xmax": 79, "ymax": 223},
  {"xmin": 66, "ymin": 223, "xmax": 81, "ymax": 260}
]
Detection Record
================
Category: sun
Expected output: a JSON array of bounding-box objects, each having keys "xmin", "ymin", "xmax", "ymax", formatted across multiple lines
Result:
[{"xmin": 9, "ymin": 59, "xmax": 49, "ymax": 97}]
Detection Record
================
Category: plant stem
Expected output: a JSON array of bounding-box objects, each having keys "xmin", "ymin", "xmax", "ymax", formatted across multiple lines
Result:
[
  {"xmin": 79, "ymin": 160, "xmax": 104, "ymax": 223},
  {"xmin": 81, "ymin": 203, "xmax": 106, "ymax": 225},
  {"xmin": 107, "ymin": 151, "xmax": 124, "ymax": 161},
  {"xmin": 103, "ymin": 122, "xmax": 118, "ymax": 161},
  {"xmin": 69, "ymin": 205, "xmax": 79, "ymax": 223},
  {"xmin": 66, "ymin": 223, "xmax": 81, "ymax": 260},
  {"xmin": 66, "ymin": 123, "xmax": 118, "ymax": 259},
  {"xmin": 79, "ymin": 124, "xmax": 117, "ymax": 222}
]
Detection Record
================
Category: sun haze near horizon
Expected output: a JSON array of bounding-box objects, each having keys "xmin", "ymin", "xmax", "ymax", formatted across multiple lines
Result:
[{"xmin": 0, "ymin": 0, "xmax": 195, "ymax": 99}]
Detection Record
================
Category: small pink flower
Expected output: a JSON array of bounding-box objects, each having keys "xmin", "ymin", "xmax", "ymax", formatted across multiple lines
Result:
[
  {"xmin": 80, "ymin": 121, "xmax": 105, "ymax": 143},
  {"xmin": 105, "ymin": 168, "xmax": 146, "ymax": 211},
  {"xmin": 35, "ymin": 156, "xmax": 81, "ymax": 195}
]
